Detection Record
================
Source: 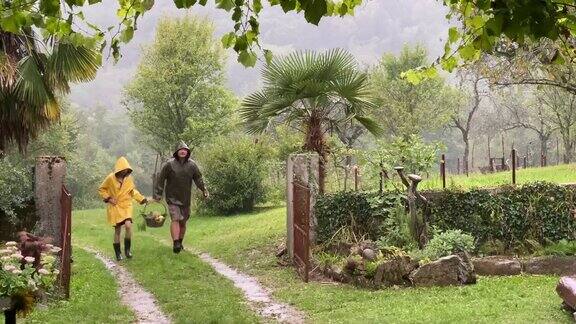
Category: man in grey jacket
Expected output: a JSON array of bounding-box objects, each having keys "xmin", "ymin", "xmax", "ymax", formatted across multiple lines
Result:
[{"xmin": 154, "ymin": 140, "xmax": 209, "ymax": 253}]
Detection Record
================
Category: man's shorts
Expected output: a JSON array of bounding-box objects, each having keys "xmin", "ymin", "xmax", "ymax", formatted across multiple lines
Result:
[{"xmin": 168, "ymin": 204, "xmax": 191, "ymax": 222}]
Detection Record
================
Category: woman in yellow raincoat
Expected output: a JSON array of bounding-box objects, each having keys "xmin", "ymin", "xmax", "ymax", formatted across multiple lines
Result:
[{"xmin": 98, "ymin": 157, "xmax": 147, "ymax": 261}]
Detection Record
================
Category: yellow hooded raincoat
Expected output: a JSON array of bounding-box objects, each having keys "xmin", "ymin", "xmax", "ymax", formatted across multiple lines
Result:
[{"xmin": 98, "ymin": 157, "xmax": 146, "ymax": 225}]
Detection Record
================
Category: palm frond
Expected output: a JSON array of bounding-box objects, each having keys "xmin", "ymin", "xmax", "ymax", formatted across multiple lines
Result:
[
  {"xmin": 241, "ymin": 48, "xmax": 381, "ymax": 141},
  {"xmin": 354, "ymin": 115, "xmax": 383, "ymax": 136}
]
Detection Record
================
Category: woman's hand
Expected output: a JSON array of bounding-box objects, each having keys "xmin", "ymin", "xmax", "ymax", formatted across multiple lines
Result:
[{"xmin": 108, "ymin": 197, "xmax": 117, "ymax": 205}]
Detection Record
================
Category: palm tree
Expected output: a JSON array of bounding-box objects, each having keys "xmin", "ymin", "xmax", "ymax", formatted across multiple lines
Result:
[
  {"xmin": 0, "ymin": 30, "xmax": 100, "ymax": 153},
  {"xmin": 240, "ymin": 49, "xmax": 381, "ymax": 193}
]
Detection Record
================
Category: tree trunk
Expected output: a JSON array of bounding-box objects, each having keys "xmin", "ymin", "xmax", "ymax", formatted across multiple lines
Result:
[
  {"xmin": 303, "ymin": 114, "xmax": 327, "ymax": 194},
  {"xmin": 541, "ymin": 136, "xmax": 549, "ymax": 161},
  {"xmin": 463, "ymin": 134, "xmax": 470, "ymax": 175},
  {"xmin": 560, "ymin": 131, "xmax": 573, "ymax": 164},
  {"xmin": 564, "ymin": 140, "xmax": 574, "ymax": 164}
]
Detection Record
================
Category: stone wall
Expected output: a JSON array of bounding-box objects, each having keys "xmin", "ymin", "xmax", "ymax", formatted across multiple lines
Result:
[{"xmin": 34, "ymin": 156, "xmax": 67, "ymax": 247}]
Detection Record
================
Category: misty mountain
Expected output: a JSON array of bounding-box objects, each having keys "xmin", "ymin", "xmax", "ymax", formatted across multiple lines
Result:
[{"xmin": 70, "ymin": 0, "xmax": 451, "ymax": 111}]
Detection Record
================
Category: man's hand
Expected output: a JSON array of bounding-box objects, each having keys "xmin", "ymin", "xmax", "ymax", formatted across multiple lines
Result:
[{"xmin": 203, "ymin": 190, "xmax": 210, "ymax": 199}]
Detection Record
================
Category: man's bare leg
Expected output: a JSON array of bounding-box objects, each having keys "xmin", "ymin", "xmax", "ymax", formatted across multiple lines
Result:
[
  {"xmin": 171, "ymin": 220, "xmax": 182, "ymax": 253},
  {"xmin": 179, "ymin": 220, "xmax": 187, "ymax": 249}
]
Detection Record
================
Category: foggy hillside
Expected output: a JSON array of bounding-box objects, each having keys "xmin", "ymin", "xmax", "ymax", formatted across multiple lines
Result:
[{"xmin": 70, "ymin": 0, "xmax": 451, "ymax": 110}]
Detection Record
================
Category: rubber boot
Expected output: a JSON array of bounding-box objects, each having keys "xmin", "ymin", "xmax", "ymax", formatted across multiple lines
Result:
[
  {"xmin": 179, "ymin": 238, "xmax": 185, "ymax": 251},
  {"xmin": 173, "ymin": 240, "xmax": 182, "ymax": 254},
  {"xmin": 124, "ymin": 238, "xmax": 133, "ymax": 259},
  {"xmin": 113, "ymin": 243, "xmax": 123, "ymax": 261}
]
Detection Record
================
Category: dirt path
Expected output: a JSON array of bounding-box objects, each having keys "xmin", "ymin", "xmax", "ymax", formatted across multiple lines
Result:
[
  {"xmin": 199, "ymin": 253, "xmax": 305, "ymax": 324},
  {"xmin": 82, "ymin": 247, "xmax": 171, "ymax": 324},
  {"xmin": 145, "ymin": 235, "xmax": 305, "ymax": 323}
]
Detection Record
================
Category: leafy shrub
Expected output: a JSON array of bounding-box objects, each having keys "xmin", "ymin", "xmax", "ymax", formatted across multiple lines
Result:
[
  {"xmin": 362, "ymin": 135, "xmax": 443, "ymax": 175},
  {"xmin": 376, "ymin": 201, "xmax": 417, "ymax": 250},
  {"xmin": 430, "ymin": 182, "xmax": 576, "ymax": 248},
  {"xmin": 534, "ymin": 239, "xmax": 576, "ymax": 256},
  {"xmin": 197, "ymin": 136, "xmax": 272, "ymax": 214},
  {"xmin": 419, "ymin": 229, "xmax": 475, "ymax": 260},
  {"xmin": 314, "ymin": 252, "xmax": 344, "ymax": 268},
  {"xmin": 0, "ymin": 159, "xmax": 33, "ymax": 223},
  {"xmin": 315, "ymin": 191, "xmax": 403, "ymax": 243},
  {"xmin": 318, "ymin": 182, "xmax": 576, "ymax": 255}
]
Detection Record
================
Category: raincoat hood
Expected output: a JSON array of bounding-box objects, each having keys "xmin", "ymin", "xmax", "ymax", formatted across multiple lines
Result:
[
  {"xmin": 114, "ymin": 157, "xmax": 133, "ymax": 174},
  {"xmin": 173, "ymin": 140, "xmax": 191, "ymax": 160}
]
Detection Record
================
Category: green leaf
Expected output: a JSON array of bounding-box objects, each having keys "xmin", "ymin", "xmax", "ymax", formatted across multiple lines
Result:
[
  {"xmin": 448, "ymin": 27, "xmax": 459, "ymax": 43},
  {"xmin": 40, "ymin": 0, "xmax": 61, "ymax": 17},
  {"xmin": 143, "ymin": 0, "xmax": 155, "ymax": 10},
  {"xmin": 88, "ymin": 0, "xmax": 102, "ymax": 4},
  {"xmin": 458, "ymin": 44, "xmax": 479, "ymax": 61},
  {"xmin": 199, "ymin": 0, "xmax": 208, "ymax": 5},
  {"xmin": 246, "ymin": 30, "xmax": 257, "ymax": 43},
  {"xmin": 238, "ymin": 50, "xmax": 257, "ymax": 67},
  {"xmin": 221, "ymin": 32, "xmax": 236, "ymax": 48},
  {"xmin": 174, "ymin": 0, "xmax": 197, "ymax": 8},
  {"xmin": 280, "ymin": 0, "xmax": 297, "ymax": 12},
  {"xmin": 401, "ymin": 69, "xmax": 423, "ymax": 85},
  {"xmin": 233, "ymin": 35, "xmax": 248, "ymax": 51},
  {"xmin": 301, "ymin": 0, "xmax": 328, "ymax": 25},
  {"xmin": 440, "ymin": 56, "xmax": 458, "ymax": 72},
  {"xmin": 232, "ymin": 7, "xmax": 242, "ymax": 21},
  {"xmin": 216, "ymin": 0, "xmax": 235, "ymax": 11},
  {"xmin": 120, "ymin": 26, "xmax": 134, "ymax": 43},
  {"xmin": 264, "ymin": 49, "xmax": 273, "ymax": 65},
  {"xmin": 469, "ymin": 15, "xmax": 485, "ymax": 30},
  {"xmin": 65, "ymin": 0, "xmax": 85, "ymax": 6},
  {"xmin": 253, "ymin": 0, "xmax": 263, "ymax": 13},
  {"xmin": 422, "ymin": 66, "xmax": 438, "ymax": 79},
  {"xmin": 111, "ymin": 39, "xmax": 121, "ymax": 62}
]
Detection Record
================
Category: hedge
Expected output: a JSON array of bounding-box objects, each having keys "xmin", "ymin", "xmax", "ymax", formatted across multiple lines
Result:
[
  {"xmin": 315, "ymin": 191, "xmax": 403, "ymax": 243},
  {"xmin": 315, "ymin": 182, "xmax": 576, "ymax": 248}
]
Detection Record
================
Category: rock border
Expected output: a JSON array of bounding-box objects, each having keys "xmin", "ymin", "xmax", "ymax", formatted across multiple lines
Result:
[{"xmin": 473, "ymin": 255, "xmax": 576, "ymax": 276}]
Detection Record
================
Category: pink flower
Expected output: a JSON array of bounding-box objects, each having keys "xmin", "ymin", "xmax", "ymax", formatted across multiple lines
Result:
[
  {"xmin": 5, "ymin": 241, "xmax": 17, "ymax": 247},
  {"xmin": 38, "ymin": 269, "xmax": 50, "ymax": 275},
  {"xmin": 10, "ymin": 253, "xmax": 23, "ymax": 260},
  {"xmin": 11, "ymin": 269, "xmax": 22, "ymax": 275},
  {"xmin": 24, "ymin": 256, "xmax": 35, "ymax": 263}
]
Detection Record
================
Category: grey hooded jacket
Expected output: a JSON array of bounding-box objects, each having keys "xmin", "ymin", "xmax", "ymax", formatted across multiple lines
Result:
[{"xmin": 153, "ymin": 141, "xmax": 206, "ymax": 207}]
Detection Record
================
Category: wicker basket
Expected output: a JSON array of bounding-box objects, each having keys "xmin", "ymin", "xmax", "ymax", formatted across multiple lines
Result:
[{"xmin": 140, "ymin": 202, "xmax": 167, "ymax": 228}]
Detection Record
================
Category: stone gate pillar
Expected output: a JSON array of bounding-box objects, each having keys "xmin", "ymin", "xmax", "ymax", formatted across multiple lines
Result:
[
  {"xmin": 286, "ymin": 153, "xmax": 319, "ymax": 259},
  {"xmin": 35, "ymin": 156, "xmax": 66, "ymax": 247}
]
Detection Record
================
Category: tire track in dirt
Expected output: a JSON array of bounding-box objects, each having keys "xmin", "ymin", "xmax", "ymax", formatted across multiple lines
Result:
[
  {"xmin": 82, "ymin": 246, "xmax": 171, "ymax": 324},
  {"xmin": 145, "ymin": 235, "xmax": 305, "ymax": 324}
]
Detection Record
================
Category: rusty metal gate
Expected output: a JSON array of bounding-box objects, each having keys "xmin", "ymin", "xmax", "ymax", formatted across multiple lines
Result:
[
  {"xmin": 59, "ymin": 185, "xmax": 72, "ymax": 299},
  {"xmin": 292, "ymin": 179, "xmax": 310, "ymax": 282}
]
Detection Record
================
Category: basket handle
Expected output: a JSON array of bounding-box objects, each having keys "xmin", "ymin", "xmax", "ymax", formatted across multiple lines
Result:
[{"xmin": 142, "ymin": 201, "xmax": 168, "ymax": 214}]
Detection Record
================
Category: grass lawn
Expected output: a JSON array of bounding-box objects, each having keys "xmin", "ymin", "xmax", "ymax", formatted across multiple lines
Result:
[
  {"xmin": 421, "ymin": 163, "xmax": 576, "ymax": 190},
  {"xmin": 152, "ymin": 206, "xmax": 572, "ymax": 324},
  {"xmin": 27, "ymin": 206, "xmax": 574, "ymax": 323},
  {"xmin": 22, "ymin": 248, "xmax": 135, "ymax": 324},
  {"xmin": 69, "ymin": 209, "xmax": 260, "ymax": 324}
]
